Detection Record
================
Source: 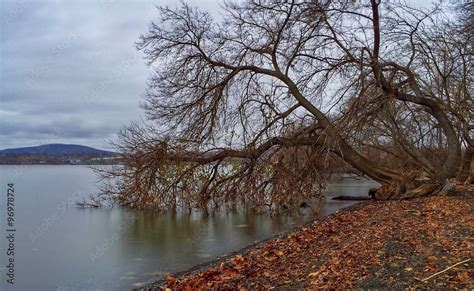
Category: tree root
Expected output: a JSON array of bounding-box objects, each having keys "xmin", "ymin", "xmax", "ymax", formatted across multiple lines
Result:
[{"xmin": 372, "ymin": 178, "xmax": 454, "ymax": 200}]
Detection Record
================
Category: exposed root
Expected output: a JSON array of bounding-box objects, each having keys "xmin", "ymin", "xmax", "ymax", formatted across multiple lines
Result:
[{"xmin": 373, "ymin": 176, "xmax": 454, "ymax": 200}]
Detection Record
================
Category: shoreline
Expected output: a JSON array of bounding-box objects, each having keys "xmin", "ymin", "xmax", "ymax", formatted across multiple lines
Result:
[
  {"xmin": 140, "ymin": 186, "xmax": 473, "ymax": 289},
  {"xmin": 137, "ymin": 201, "xmax": 370, "ymax": 290}
]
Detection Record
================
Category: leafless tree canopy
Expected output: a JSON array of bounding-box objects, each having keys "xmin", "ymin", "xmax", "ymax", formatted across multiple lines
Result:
[{"xmin": 96, "ymin": 0, "xmax": 473, "ymax": 211}]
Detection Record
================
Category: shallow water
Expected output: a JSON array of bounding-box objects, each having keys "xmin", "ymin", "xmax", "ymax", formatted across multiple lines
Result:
[{"xmin": 0, "ymin": 165, "xmax": 379, "ymax": 290}]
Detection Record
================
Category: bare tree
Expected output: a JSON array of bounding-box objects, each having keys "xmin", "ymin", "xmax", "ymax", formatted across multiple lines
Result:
[
  {"xmin": 97, "ymin": 0, "xmax": 472, "ymax": 211},
  {"xmin": 449, "ymin": 0, "xmax": 473, "ymax": 183}
]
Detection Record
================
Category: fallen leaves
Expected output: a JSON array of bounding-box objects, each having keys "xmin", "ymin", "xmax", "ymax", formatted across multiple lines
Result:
[{"xmin": 157, "ymin": 186, "xmax": 473, "ymax": 289}]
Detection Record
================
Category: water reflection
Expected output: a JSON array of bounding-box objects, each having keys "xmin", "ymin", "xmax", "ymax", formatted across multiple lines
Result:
[{"xmin": 0, "ymin": 166, "xmax": 379, "ymax": 290}]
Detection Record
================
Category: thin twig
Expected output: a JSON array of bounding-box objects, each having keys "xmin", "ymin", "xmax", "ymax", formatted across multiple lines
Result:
[{"xmin": 417, "ymin": 258, "xmax": 471, "ymax": 282}]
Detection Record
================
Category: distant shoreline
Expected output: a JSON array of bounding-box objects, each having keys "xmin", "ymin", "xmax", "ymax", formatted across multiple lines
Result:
[
  {"xmin": 0, "ymin": 163, "xmax": 120, "ymax": 166},
  {"xmin": 0, "ymin": 144, "xmax": 121, "ymax": 165}
]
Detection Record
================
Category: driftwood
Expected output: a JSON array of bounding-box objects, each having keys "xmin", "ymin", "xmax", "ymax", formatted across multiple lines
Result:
[
  {"xmin": 76, "ymin": 198, "xmax": 100, "ymax": 208},
  {"xmin": 331, "ymin": 195, "xmax": 371, "ymax": 201},
  {"xmin": 416, "ymin": 258, "xmax": 471, "ymax": 282}
]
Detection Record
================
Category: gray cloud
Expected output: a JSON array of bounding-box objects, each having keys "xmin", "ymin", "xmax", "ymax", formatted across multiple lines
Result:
[{"xmin": 0, "ymin": 0, "xmax": 223, "ymax": 150}]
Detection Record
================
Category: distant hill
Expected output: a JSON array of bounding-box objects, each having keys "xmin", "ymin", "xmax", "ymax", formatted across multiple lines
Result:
[
  {"xmin": 0, "ymin": 144, "xmax": 120, "ymax": 165},
  {"xmin": 0, "ymin": 144, "xmax": 118, "ymax": 157}
]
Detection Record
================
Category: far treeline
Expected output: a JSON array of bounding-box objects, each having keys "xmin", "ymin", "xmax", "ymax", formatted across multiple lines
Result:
[
  {"xmin": 95, "ymin": 0, "xmax": 473, "ymax": 212},
  {"xmin": 0, "ymin": 155, "xmax": 121, "ymax": 165}
]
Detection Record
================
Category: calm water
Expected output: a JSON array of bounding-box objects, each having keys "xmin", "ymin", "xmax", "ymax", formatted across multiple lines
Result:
[{"xmin": 0, "ymin": 165, "xmax": 379, "ymax": 290}]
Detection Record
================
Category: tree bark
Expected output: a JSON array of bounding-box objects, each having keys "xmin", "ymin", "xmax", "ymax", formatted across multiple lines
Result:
[{"xmin": 457, "ymin": 146, "xmax": 473, "ymax": 183}]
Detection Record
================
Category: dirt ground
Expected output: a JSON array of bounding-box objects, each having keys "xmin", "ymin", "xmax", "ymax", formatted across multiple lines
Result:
[{"xmin": 149, "ymin": 185, "xmax": 473, "ymax": 289}]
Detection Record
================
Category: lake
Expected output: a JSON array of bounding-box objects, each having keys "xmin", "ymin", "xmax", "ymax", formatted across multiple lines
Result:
[{"xmin": 0, "ymin": 165, "xmax": 379, "ymax": 290}]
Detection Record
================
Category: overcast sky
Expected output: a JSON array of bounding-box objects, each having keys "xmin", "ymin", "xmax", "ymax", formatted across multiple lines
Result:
[
  {"xmin": 0, "ymin": 0, "xmax": 430, "ymax": 151},
  {"xmin": 0, "ymin": 0, "xmax": 222, "ymax": 150}
]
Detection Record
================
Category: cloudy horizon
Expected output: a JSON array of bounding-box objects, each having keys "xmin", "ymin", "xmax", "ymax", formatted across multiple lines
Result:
[{"xmin": 0, "ymin": 0, "xmax": 222, "ymax": 151}]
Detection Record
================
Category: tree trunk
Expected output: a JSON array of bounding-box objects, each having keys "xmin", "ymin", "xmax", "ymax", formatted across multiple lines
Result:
[
  {"xmin": 278, "ymin": 61, "xmax": 461, "ymax": 201},
  {"xmin": 457, "ymin": 146, "xmax": 473, "ymax": 183}
]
